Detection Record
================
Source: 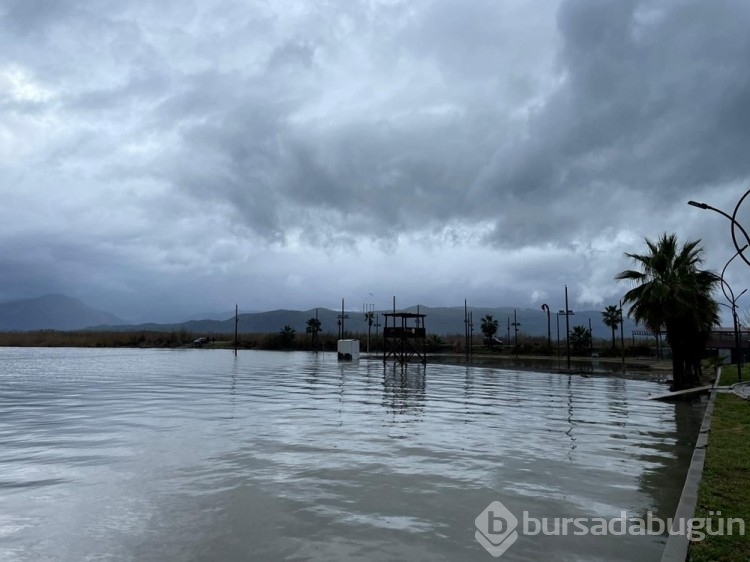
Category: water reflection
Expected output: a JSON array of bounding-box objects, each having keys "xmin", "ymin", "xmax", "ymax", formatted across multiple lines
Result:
[
  {"xmin": 565, "ymin": 376, "xmax": 578, "ymax": 461},
  {"xmin": 382, "ymin": 362, "xmax": 426, "ymax": 418},
  {"xmin": 0, "ymin": 349, "xmax": 705, "ymax": 562},
  {"xmin": 470, "ymin": 354, "xmax": 666, "ymax": 377},
  {"xmin": 636, "ymin": 396, "xmax": 708, "ymax": 521}
]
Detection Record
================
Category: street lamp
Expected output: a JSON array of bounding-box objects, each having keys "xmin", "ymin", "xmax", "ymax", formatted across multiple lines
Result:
[
  {"xmin": 337, "ymin": 298, "xmax": 349, "ymax": 340},
  {"xmin": 618, "ymin": 300, "xmax": 626, "ymax": 372},
  {"xmin": 512, "ymin": 309, "xmax": 521, "ymax": 356},
  {"xmin": 720, "ymin": 245, "xmax": 748, "ymax": 382},
  {"xmin": 688, "ymin": 189, "xmax": 750, "ymax": 268},
  {"xmin": 559, "ymin": 285, "xmax": 575, "ymax": 370},
  {"xmin": 556, "ymin": 310, "xmax": 568, "ymax": 369},
  {"xmin": 541, "ymin": 304, "xmax": 551, "ymax": 348},
  {"xmin": 469, "ymin": 312, "xmax": 474, "ymax": 358},
  {"xmin": 556, "ymin": 311, "xmax": 561, "ymax": 367}
]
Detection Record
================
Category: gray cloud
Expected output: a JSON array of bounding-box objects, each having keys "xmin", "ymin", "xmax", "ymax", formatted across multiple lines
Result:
[{"xmin": 2, "ymin": 0, "xmax": 750, "ymax": 320}]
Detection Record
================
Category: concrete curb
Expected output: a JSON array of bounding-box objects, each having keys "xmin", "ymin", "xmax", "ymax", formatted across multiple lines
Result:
[{"xmin": 660, "ymin": 368, "xmax": 721, "ymax": 562}]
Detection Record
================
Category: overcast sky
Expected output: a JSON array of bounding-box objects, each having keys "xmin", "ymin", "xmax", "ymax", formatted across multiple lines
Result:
[{"xmin": 2, "ymin": 0, "xmax": 750, "ymax": 322}]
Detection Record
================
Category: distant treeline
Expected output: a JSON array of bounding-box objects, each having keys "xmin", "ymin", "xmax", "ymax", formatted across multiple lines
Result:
[
  {"xmin": 0, "ymin": 330, "xmax": 659, "ymax": 357},
  {"xmin": 0, "ymin": 329, "xmax": 391, "ymax": 351},
  {"xmin": 0, "ymin": 329, "xmax": 202, "ymax": 348}
]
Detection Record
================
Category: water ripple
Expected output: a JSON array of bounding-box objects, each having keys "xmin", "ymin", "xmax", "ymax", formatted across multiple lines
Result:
[{"xmin": 0, "ymin": 348, "xmax": 705, "ymax": 562}]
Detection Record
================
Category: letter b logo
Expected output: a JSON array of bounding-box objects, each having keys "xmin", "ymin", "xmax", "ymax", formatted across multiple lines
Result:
[
  {"xmin": 489, "ymin": 512, "xmax": 508, "ymax": 534},
  {"xmin": 475, "ymin": 501, "xmax": 519, "ymax": 558}
]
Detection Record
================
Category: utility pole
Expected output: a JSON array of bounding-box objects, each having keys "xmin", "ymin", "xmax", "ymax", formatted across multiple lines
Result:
[
  {"xmin": 620, "ymin": 300, "xmax": 626, "ymax": 373},
  {"xmin": 234, "ymin": 304, "xmax": 238, "ymax": 356},
  {"xmin": 512, "ymin": 309, "xmax": 521, "ymax": 357},
  {"xmin": 465, "ymin": 299, "xmax": 469, "ymax": 360},
  {"xmin": 337, "ymin": 298, "xmax": 349, "ymax": 340},
  {"xmin": 565, "ymin": 286, "xmax": 571, "ymax": 370},
  {"xmin": 469, "ymin": 311, "xmax": 474, "ymax": 359}
]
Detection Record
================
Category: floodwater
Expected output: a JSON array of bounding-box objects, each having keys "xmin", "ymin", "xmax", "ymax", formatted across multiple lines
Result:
[{"xmin": 0, "ymin": 348, "xmax": 705, "ymax": 561}]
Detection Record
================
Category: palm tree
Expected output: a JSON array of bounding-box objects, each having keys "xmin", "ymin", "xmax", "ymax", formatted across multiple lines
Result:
[
  {"xmin": 364, "ymin": 311, "xmax": 374, "ymax": 351},
  {"xmin": 480, "ymin": 314, "xmax": 499, "ymax": 347},
  {"xmin": 305, "ymin": 317, "xmax": 322, "ymax": 348},
  {"xmin": 601, "ymin": 305, "xmax": 620, "ymax": 349},
  {"xmin": 615, "ymin": 233, "xmax": 719, "ymax": 390},
  {"xmin": 279, "ymin": 325, "xmax": 296, "ymax": 348},
  {"xmin": 569, "ymin": 325, "xmax": 591, "ymax": 355}
]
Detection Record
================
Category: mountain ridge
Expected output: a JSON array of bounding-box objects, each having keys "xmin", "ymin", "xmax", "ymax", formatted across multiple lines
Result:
[
  {"xmin": 0, "ymin": 295, "xmax": 644, "ymax": 339},
  {"xmin": 0, "ymin": 294, "xmax": 124, "ymax": 331}
]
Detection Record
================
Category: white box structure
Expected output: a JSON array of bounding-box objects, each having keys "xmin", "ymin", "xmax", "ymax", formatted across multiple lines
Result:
[{"xmin": 337, "ymin": 339, "xmax": 360, "ymax": 361}]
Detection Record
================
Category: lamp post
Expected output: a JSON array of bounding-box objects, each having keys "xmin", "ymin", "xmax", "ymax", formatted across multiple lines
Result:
[
  {"xmin": 688, "ymin": 190, "xmax": 750, "ymax": 269},
  {"xmin": 464, "ymin": 300, "xmax": 469, "ymax": 359},
  {"xmin": 720, "ymin": 245, "xmax": 748, "ymax": 382},
  {"xmin": 556, "ymin": 311, "xmax": 561, "ymax": 368},
  {"xmin": 541, "ymin": 304, "xmax": 551, "ymax": 348},
  {"xmin": 337, "ymin": 298, "xmax": 349, "ymax": 340},
  {"xmin": 469, "ymin": 312, "xmax": 474, "ymax": 359},
  {"xmin": 512, "ymin": 309, "xmax": 521, "ymax": 356},
  {"xmin": 559, "ymin": 285, "xmax": 575, "ymax": 371},
  {"xmin": 619, "ymin": 300, "xmax": 626, "ymax": 372}
]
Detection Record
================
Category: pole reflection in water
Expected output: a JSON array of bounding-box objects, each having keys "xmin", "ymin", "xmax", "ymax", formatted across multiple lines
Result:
[
  {"xmin": 382, "ymin": 362, "xmax": 427, "ymax": 420},
  {"xmin": 0, "ymin": 348, "xmax": 706, "ymax": 562}
]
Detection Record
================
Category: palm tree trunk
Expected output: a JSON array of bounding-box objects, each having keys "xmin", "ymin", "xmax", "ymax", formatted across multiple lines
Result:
[
  {"xmin": 671, "ymin": 349, "xmax": 685, "ymax": 390},
  {"xmin": 666, "ymin": 325, "xmax": 687, "ymax": 391}
]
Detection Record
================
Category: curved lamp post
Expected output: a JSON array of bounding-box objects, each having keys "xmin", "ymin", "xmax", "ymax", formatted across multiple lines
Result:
[
  {"xmin": 618, "ymin": 300, "xmax": 626, "ymax": 372},
  {"xmin": 719, "ymin": 245, "xmax": 748, "ymax": 382},
  {"xmin": 688, "ymin": 187, "xmax": 750, "ymax": 269},
  {"xmin": 541, "ymin": 304, "xmax": 551, "ymax": 348}
]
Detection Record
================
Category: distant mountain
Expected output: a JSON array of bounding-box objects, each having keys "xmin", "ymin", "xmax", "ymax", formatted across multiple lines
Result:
[
  {"xmin": 0, "ymin": 294, "xmax": 125, "ymax": 331},
  {"xmin": 178, "ymin": 310, "xmax": 239, "ymax": 322},
  {"xmin": 94, "ymin": 305, "xmax": 643, "ymax": 340}
]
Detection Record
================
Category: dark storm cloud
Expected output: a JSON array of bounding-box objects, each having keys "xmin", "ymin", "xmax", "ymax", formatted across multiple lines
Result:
[
  {"xmin": 552, "ymin": 0, "xmax": 750, "ymax": 189},
  {"xmin": 3, "ymin": 0, "xmax": 70, "ymax": 34},
  {"xmin": 2, "ymin": 0, "xmax": 750, "ymax": 317},
  {"xmin": 456, "ymin": 0, "xmax": 750, "ymax": 247},
  {"xmin": 148, "ymin": 0, "xmax": 750, "ymax": 248}
]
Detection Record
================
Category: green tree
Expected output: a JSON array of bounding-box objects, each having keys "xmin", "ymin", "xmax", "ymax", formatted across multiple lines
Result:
[
  {"xmin": 601, "ymin": 305, "xmax": 621, "ymax": 349},
  {"xmin": 279, "ymin": 325, "xmax": 296, "ymax": 348},
  {"xmin": 427, "ymin": 334, "xmax": 444, "ymax": 352},
  {"xmin": 615, "ymin": 233, "xmax": 719, "ymax": 390},
  {"xmin": 305, "ymin": 317, "xmax": 322, "ymax": 348},
  {"xmin": 480, "ymin": 314, "xmax": 499, "ymax": 347},
  {"xmin": 569, "ymin": 325, "xmax": 591, "ymax": 355}
]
